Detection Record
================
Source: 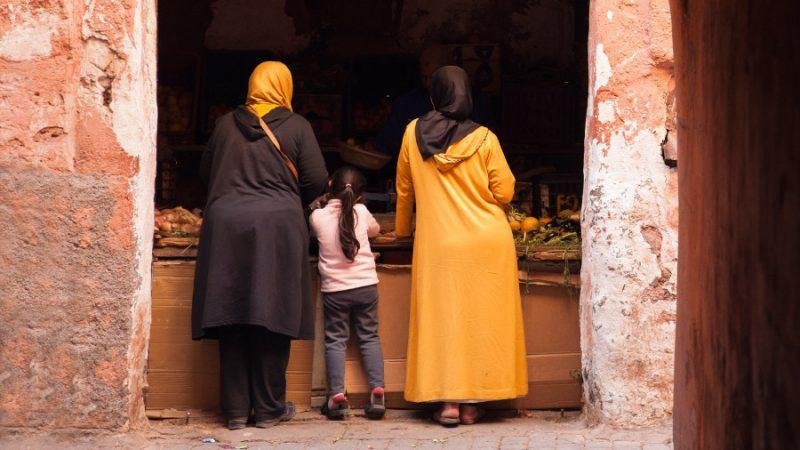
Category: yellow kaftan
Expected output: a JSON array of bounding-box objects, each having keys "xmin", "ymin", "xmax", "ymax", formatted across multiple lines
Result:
[{"xmin": 395, "ymin": 120, "xmax": 528, "ymax": 402}]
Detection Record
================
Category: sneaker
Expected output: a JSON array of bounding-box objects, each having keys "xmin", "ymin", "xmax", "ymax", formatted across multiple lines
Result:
[
  {"xmin": 255, "ymin": 402, "xmax": 296, "ymax": 428},
  {"xmin": 322, "ymin": 393, "xmax": 349, "ymax": 420},
  {"xmin": 227, "ymin": 417, "xmax": 247, "ymax": 430},
  {"xmin": 364, "ymin": 387, "xmax": 386, "ymax": 420}
]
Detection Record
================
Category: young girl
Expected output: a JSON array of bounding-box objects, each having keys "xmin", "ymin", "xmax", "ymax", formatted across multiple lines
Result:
[{"xmin": 309, "ymin": 166, "xmax": 386, "ymax": 420}]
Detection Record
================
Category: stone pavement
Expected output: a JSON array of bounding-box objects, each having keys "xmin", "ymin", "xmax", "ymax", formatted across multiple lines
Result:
[{"xmin": 0, "ymin": 410, "xmax": 673, "ymax": 449}]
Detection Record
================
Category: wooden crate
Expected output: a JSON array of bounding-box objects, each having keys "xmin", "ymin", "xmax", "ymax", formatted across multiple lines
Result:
[{"xmin": 146, "ymin": 260, "xmax": 314, "ymax": 412}]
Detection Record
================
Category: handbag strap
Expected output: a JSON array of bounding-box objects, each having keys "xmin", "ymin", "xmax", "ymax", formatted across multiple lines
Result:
[{"xmin": 252, "ymin": 111, "xmax": 299, "ymax": 181}]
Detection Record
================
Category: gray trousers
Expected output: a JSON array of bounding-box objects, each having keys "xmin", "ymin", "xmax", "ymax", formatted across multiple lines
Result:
[{"xmin": 323, "ymin": 284, "xmax": 384, "ymax": 394}]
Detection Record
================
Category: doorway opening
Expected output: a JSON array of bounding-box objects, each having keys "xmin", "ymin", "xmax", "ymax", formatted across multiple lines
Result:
[{"xmin": 148, "ymin": 0, "xmax": 589, "ymax": 417}]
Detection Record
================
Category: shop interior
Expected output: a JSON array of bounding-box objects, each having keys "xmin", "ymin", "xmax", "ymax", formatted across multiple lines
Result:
[
  {"xmin": 155, "ymin": 0, "xmax": 587, "ymax": 230},
  {"xmin": 148, "ymin": 0, "xmax": 589, "ymax": 414}
]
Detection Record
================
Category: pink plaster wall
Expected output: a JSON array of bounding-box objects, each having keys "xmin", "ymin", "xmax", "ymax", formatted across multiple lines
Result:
[{"xmin": 0, "ymin": 0, "xmax": 156, "ymax": 430}]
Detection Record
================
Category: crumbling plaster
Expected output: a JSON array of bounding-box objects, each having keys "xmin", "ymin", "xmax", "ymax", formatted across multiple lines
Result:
[
  {"xmin": 0, "ymin": 0, "xmax": 156, "ymax": 429},
  {"xmin": 581, "ymin": 0, "xmax": 677, "ymax": 427}
]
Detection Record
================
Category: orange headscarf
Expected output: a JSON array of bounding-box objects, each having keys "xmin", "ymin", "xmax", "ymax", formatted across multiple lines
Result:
[{"xmin": 245, "ymin": 61, "xmax": 293, "ymax": 117}]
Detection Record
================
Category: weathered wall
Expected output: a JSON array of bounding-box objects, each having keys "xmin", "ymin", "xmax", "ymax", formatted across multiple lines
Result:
[
  {"xmin": 581, "ymin": 0, "xmax": 677, "ymax": 426},
  {"xmin": 671, "ymin": 1, "xmax": 800, "ymax": 448},
  {"xmin": 0, "ymin": 0, "xmax": 156, "ymax": 429}
]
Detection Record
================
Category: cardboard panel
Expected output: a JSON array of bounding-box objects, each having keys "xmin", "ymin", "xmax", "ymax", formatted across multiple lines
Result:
[
  {"xmin": 150, "ymin": 306, "xmax": 193, "ymax": 330},
  {"xmin": 148, "ymin": 260, "xmax": 581, "ymax": 412},
  {"xmin": 342, "ymin": 266, "xmax": 582, "ymax": 409},
  {"xmin": 525, "ymin": 353, "xmax": 581, "ymax": 383},
  {"xmin": 344, "ymin": 266, "xmax": 412, "ymax": 360},
  {"xmin": 344, "ymin": 359, "xmax": 406, "ymax": 393},
  {"xmin": 345, "ymin": 381, "xmax": 581, "ymax": 410},
  {"xmin": 148, "ymin": 342, "xmax": 218, "ymax": 371},
  {"xmin": 145, "ymin": 370, "xmax": 219, "ymax": 410},
  {"xmin": 146, "ymin": 261, "xmax": 314, "ymax": 412},
  {"xmin": 519, "ymin": 276, "xmax": 581, "ymax": 354}
]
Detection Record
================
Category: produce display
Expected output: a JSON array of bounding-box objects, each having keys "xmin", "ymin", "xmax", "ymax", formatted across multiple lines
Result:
[
  {"xmin": 507, "ymin": 207, "xmax": 581, "ymax": 248},
  {"xmin": 154, "ymin": 207, "xmax": 202, "ymax": 247},
  {"xmin": 157, "ymin": 85, "xmax": 194, "ymax": 134},
  {"xmin": 352, "ymin": 98, "xmax": 391, "ymax": 132},
  {"xmin": 205, "ymin": 103, "xmax": 235, "ymax": 135},
  {"xmin": 339, "ymin": 138, "xmax": 392, "ymax": 170}
]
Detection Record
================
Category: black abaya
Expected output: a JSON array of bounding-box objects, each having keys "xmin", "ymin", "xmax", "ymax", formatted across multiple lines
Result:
[{"xmin": 192, "ymin": 106, "xmax": 328, "ymax": 341}]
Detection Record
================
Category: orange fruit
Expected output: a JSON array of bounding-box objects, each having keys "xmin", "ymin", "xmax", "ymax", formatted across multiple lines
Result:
[
  {"xmin": 522, "ymin": 217, "xmax": 540, "ymax": 233},
  {"xmin": 540, "ymin": 217, "xmax": 552, "ymax": 227},
  {"xmin": 509, "ymin": 220, "xmax": 522, "ymax": 232}
]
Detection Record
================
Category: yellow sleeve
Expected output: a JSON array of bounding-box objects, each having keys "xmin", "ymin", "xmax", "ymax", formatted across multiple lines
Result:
[
  {"xmin": 486, "ymin": 133, "xmax": 516, "ymax": 205},
  {"xmin": 395, "ymin": 125, "xmax": 415, "ymax": 237}
]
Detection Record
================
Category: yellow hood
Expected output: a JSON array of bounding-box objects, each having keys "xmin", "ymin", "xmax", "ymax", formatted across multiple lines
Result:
[{"xmin": 432, "ymin": 126, "xmax": 490, "ymax": 172}]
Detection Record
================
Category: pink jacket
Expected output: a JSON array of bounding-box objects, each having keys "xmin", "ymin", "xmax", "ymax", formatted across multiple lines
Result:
[{"xmin": 309, "ymin": 200, "xmax": 380, "ymax": 293}]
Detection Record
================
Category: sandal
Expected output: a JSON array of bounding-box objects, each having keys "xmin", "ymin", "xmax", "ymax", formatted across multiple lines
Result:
[
  {"xmin": 433, "ymin": 403, "xmax": 460, "ymax": 427},
  {"xmin": 459, "ymin": 405, "xmax": 485, "ymax": 425}
]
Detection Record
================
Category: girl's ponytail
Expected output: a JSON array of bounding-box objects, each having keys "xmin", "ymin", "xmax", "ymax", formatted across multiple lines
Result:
[
  {"xmin": 329, "ymin": 167, "xmax": 366, "ymax": 262},
  {"xmin": 338, "ymin": 183, "xmax": 360, "ymax": 261}
]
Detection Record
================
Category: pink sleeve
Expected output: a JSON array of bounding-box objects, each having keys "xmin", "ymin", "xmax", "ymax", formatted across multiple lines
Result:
[
  {"xmin": 360, "ymin": 206, "xmax": 381, "ymax": 238},
  {"xmin": 309, "ymin": 210, "xmax": 320, "ymax": 237}
]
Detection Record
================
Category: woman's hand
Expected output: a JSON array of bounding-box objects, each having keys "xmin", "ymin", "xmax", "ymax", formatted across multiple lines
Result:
[{"xmin": 309, "ymin": 194, "xmax": 330, "ymax": 210}]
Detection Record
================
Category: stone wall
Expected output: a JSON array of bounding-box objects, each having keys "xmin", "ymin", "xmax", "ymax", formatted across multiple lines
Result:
[
  {"xmin": 0, "ymin": 0, "xmax": 156, "ymax": 429},
  {"xmin": 671, "ymin": 0, "xmax": 800, "ymax": 447},
  {"xmin": 581, "ymin": 0, "xmax": 677, "ymax": 426}
]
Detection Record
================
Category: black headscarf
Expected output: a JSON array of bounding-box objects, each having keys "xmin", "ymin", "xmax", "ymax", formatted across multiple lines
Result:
[{"xmin": 415, "ymin": 66, "xmax": 481, "ymax": 159}]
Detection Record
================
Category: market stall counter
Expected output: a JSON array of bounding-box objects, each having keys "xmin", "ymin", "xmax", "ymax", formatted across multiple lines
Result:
[{"xmin": 146, "ymin": 213, "xmax": 582, "ymax": 415}]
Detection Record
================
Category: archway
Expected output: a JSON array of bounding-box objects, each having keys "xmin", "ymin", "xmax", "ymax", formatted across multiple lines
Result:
[
  {"xmin": 0, "ymin": 0, "xmax": 669, "ymax": 431},
  {"xmin": 148, "ymin": 0, "xmax": 592, "ymax": 416},
  {"xmin": 146, "ymin": 0, "xmax": 680, "ymax": 429}
]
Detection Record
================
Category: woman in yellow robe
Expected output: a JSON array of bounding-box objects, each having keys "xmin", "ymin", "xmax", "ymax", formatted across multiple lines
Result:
[{"xmin": 395, "ymin": 66, "xmax": 527, "ymax": 426}]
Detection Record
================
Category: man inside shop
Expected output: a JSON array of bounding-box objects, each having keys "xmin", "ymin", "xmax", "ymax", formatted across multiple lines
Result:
[
  {"xmin": 367, "ymin": 46, "xmax": 492, "ymax": 170},
  {"xmin": 368, "ymin": 47, "xmax": 442, "ymax": 156}
]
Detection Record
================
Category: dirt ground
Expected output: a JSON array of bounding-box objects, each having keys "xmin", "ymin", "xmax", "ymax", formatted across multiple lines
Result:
[{"xmin": 0, "ymin": 410, "xmax": 673, "ymax": 449}]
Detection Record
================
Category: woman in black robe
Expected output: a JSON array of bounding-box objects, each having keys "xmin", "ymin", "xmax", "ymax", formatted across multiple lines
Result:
[{"xmin": 191, "ymin": 61, "xmax": 328, "ymax": 429}]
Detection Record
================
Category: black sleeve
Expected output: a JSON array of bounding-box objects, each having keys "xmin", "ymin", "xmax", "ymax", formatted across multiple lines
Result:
[
  {"xmin": 199, "ymin": 121, "xmax": 220, "ymax": 185},
  {"xmin": 199, "ymin": 145, "xmax": 213, "ymax": 185},
  {"xmin": 295, "ymin": 119, "xmax": 329, "ymax": 206}
]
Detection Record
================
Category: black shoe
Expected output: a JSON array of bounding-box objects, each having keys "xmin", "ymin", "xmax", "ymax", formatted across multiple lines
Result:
[
  {"xmin": 255, "ymin": 402, "xmax": 296, "ymax": 428},
  {"xmin": 227, "ymin": 417, "xmax": 247, "ymax": 430},
  {"xmin": 322, "ymin": 393, "xmax": 349, "ymax": 420},
  {"xmin": 364, "ymin": 387, "xmax": 386, "ymax": 420}
]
